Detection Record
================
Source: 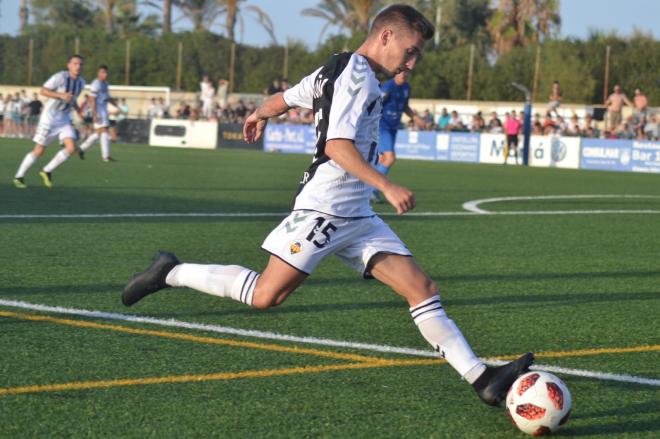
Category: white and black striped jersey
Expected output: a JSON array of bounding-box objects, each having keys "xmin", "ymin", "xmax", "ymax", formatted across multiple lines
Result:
[
  {"xmin": 40, "ymin": 71, "xmax": 85, "ymax": 125},
  {"xmin": 90, "ymin": 79, "xmax": 111, "ymax": 110},
  {"xmin": 283, "ymin": 52, "xmax": 382, "ymax": 218}
]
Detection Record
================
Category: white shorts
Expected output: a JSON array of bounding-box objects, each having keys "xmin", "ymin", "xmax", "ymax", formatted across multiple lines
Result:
[
  {"xmin": 33, "ymin": 118, "xmax": 77, "ymax": 146},
  {"xmin": 93, "ymin": 107, "xmax": 110, "ymax": 129},
  {"xmin": 262, "ymin": 210, "xmax": 411, "ymax": 276}
]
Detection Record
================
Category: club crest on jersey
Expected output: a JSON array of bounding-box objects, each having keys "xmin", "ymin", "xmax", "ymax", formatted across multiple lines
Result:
[
  {"xmin": 313, "ymin": 74, "xmax": 328, "ymax": 99},
  {"xmin": 290, "ymin": 242, "xmax": 302, "ymax": 255}
]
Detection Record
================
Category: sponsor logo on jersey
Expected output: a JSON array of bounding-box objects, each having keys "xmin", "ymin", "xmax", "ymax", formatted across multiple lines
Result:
[{"xmin": 290, "ymin": 241, "xmax": 302, "ymax": 255}]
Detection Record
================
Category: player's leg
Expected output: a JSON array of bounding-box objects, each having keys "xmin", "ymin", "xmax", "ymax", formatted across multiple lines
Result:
[
  {"xmin": 99, "ymin": 127, "xmax": 113, "ymax": 161},
  {"xmin": 503, "ymin": 136, "xmax": 510, "ymax": 163},
  {"xmin": 369, "ymin": 253, "xmax": 533, "ymax": 406},
  {"xmin": 40, "ymin": 128, "xmax": 80, "ymax": 187},
  {"xmin": 376, "ymin": 127, "xmax": 396, "ymax": 176},
  {"xmin": 79, "ymin": 128, "xmax": 99, "ymax": 152},
  {"xmin": 14, "ymin": 143, "xmax": 46, "ymax": 188},
  {"xmin": 123, "ymin": 251, "xmax": 307, "ymax": 308}
]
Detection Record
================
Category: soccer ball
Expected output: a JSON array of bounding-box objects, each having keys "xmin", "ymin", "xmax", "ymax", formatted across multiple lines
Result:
[{"xmin": 506, "ymin": 371, "xmax": 572, "ymax": 436}]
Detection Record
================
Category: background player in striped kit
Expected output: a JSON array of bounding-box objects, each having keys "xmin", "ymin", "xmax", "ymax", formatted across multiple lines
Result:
[
  {"xmin": 79, "ymin": 65, "xmax": 125, "ymax": 162},
  {"xmin": 13, "ymin": 55, "xmax": 86, "ymax": 189}
]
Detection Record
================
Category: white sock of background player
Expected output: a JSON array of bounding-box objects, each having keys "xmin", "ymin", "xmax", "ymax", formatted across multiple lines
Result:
[
  {"xmin": 43, "ymin": 149, "xmax": 70, "ymax": 173},
  {"xmin": 79, "ymin": 132, "xmax": 98, "ymax": 152},
  {"xmin": 100, "ymin": 131, "xmax": 110, "ymax": 159},
  {"xmin": 15, "ymin": 151, "xmax": 37, "ymax": 178}
]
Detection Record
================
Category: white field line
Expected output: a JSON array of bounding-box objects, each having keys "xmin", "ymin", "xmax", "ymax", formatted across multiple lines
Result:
[
  {"xmin": 0, "ymin": 299, "xmax": 658, "ymax": 387},
  {"xmin": 462, "ymin": 194, "xmax": 660, "ymax": 214},
  {"xmin": 1, "ymin": 209, "xmax": 660, "ymax": 220}
]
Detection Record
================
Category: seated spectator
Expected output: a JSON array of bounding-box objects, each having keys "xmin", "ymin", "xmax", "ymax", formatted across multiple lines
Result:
[
  {"xmin": 147, "ymin": 98, "xmax": 158, "ymax": 119},
  {"xmin": 448, "ymin": 111, "xmax": 466, "ymax": 131},
  {"xmin": 543, "ymin": 112, "xmax": 556, "ymax": 135},
  {"xmin": 470, "ymin": 112, "xmax": 485, "ymax": 132},
  {"xmin": 565, "ymin": 114, "xmax": 581, "ymax": 136},
  {"xmin": 532, "ymin": 120, "xmax": 543, "ymax": 135},
  {"xmin": 267, "ymin": 79, "xmax": 282, "ymax": 95},
  {"xmin": 421, "ymin": 109, "xmax": 434, "ymax": 130},
  {"xmin": 437, "ymin": 108, "xmax": 451, "ymax": 131},
  {"xmin": 643, "ymin": 114, "xmax": 658, "ymax": 140},
  {"xmin": 487, "ymin": 112, "xmax": 502, "ymax": 133}
]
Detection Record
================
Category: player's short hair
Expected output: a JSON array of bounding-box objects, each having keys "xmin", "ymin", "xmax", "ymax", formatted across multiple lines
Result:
[
  {"xmin": 370, "ymin": 4, "xmax": 435, "ymax": 41},
  {"xmin": 99, "ymin": 65, "xmax": 109, "ymax": 71},
  {"xmin": 68, "ymin": 54, "xmax": 84, "ymax": 62}
]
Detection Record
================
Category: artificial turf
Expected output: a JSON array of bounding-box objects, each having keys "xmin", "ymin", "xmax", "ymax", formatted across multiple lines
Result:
[{"xmin": 1, "ymin": 138, "xmax": 659, "ymax": 438}]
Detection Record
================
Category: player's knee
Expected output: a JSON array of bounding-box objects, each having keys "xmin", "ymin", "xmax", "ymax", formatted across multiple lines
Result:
[{"xmin": 251, "ymin": 285, "xmax": 286, "ymax": 309}]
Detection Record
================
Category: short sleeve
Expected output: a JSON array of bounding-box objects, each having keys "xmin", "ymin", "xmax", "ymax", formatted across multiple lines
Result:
[
  {"xmin": 326, "ymin": 56, "xmax": 372, "ymax": 141},
  {"xmin": 90, "ymin": 80, "xmax": 100, "ymax": 96},
  {"xmin": 43, "ymin": 72, "xmax": 63, "ymax": 90},
  {"xmin": 283, "ymin": 67, "xmax": 321, "ymax": 110}
]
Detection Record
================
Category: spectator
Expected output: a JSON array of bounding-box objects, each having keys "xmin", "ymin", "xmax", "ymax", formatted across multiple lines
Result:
[
  {"xmin": 200, "ymin": 74, "xmax": 215, "ymax": 120},
  {"xmin": 470, "ymin": 111, "xmax": 485, "ymax": 132},
  {"xmin": 604, "ymin": 84, "xmax": 633, "ymax": 130},
  {"xmin": 147, "ymin": 98, "xmax": 158, "ymax": 119},
  {"xmin": 542, "ymin": 112, "xmax": 556, "ymax": 135},
  {"xmin": 217, "ymin": 79, "xmax": 229, "ymax": 108},
  {"xmin": 437, "ymin": 107, "xmax": 451, "ymax": 131},
  {"xmin": 487, "ymin": 111, "xmax": 502, "ymax": 133},
  {"xmin": 177, "ymin": 101, "xmax": 191, "ymax": 119},
  {"xmin": 27, "ymin": 93, "xmax": 43, "ymax": 137},
  {"xmin": 3, "ymin": 95, "xmax": 12, "ymax": 136},
  {"xmin": 421, "ymin": 109, "xmax": 434, "ymax": 129},
  {"xmin": 158, "ymin": 97, "xmax": 170, "ymax": 118},
  {"xmin": 11, "ymin": 92, "xmax": 23, "ymax": 138},
  {"xmin": 448, "ymin": 110, "xmax": 465, "ymax": 131},
  {"xmin": 547, "ymin": 80, "xmax": 562, "ymax": 116},
  {"xmin": 281, "ymin": 78, "xmax": 291, "ymax": 92},
  {"xmin": 643, "ymin": 114, "xmax": 658, "ymax": 140},
  {"xmin": 633, "ymin": 88, "xmax": 649, "ymax": 117},
  {"xmin": 267, "ymin": 79, "xmax": 282, "ymax": 95},
  {"xmin": 565, "ymin": 114, "xmax": 580, "ymax": 136},
  {"xmin": 118, "ymin": 98, "xmax": 129, "ymax": 121}
]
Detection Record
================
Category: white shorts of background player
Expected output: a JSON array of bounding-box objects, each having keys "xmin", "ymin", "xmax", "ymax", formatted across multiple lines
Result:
[
  {"xmin": 262, "ymin": 210, "xmax": 411, "ymax": 276},
  {"xmin": 32, "ymin": 117, "xmax": 77, "ymax": 146},
  {"xmin": 93, "ymin": 106, "xmax": 110, "ymax": 129}
]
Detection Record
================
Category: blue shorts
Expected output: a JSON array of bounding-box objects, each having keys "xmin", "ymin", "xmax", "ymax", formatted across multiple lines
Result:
[{"xmin": 378, "ymin": 126, "xmax": 397, "ymax": 154}]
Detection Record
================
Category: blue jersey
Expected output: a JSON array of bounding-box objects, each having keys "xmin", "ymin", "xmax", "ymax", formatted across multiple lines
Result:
[{"xmin": 379, "ymin": 79, "xmax": 410, "ymax": 131}]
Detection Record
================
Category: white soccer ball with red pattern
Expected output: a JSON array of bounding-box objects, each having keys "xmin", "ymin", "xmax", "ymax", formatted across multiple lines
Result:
[{"xmin": 505, "ymin": 371, "xmax": 572, "ymax": 436}]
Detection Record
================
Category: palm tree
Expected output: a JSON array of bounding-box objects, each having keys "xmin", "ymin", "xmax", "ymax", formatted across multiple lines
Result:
[
  {"xmin": 219, "ymin": 0, "xmax": 276, "ymax": 44},
  {"xmin": 96, "ymin": 0, "xmax": 120, "ymax": 33},
  {"xmin": 163, "ymin": 0, "xmax": 172, "ymax": 33},
  {"xmin": 174, "ymin": 0, "xmax": 225, "ymax": 32},
  {"xmin": 488, "ymin": 0, "xmax": 560, "ymax": 56},
  {"xmin": 19, "ymin": 0, "xmax": 29, "ymax": 33},
  {"xmin": 302, "ymin": 0, "xmax": 379, "ymax": 40}
]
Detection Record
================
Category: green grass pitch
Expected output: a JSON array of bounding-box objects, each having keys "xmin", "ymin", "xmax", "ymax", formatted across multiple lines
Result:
[{"xmin": 1, "ymin": 138, "xmax": 659, "ymax": 438}]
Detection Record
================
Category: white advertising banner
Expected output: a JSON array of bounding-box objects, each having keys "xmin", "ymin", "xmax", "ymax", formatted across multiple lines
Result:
[
  {"xmin": 479, "ymin": 133, "xmax": 523, "ymax": 165},
  {"xmin": 149, "ymin": 119, "xmax": 218, "ymax": 149},
  {"xmin": 529, "ymin": 136, "xmax": 580, "ymax": 169}
]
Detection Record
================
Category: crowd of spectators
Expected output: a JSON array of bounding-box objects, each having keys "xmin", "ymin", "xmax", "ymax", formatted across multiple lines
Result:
[{"xmin": 0, "ymin": 90, "xmax": 42, "ymax": 138}]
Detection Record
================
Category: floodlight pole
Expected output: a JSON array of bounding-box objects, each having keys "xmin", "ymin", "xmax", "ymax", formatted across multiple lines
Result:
[{"xmin": 511, "ymin": 82, "xmax": 532, "ymax": 166}]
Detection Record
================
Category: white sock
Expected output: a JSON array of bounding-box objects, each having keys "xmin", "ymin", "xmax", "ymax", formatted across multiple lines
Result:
[
  {"xmin": 100, "ymin": 132, "xmax": 110, "ymax": 158},
  {"xmin": 79, "ymin": 132, "xmax": 99, "ymax": 151},
  {"xmin": 43, "ymin": 149, "xmax": 70, "ymax": 173},
  {"xmin": 15, "ymin": 152, "xmax": 36, "ymax": 178},
  {"xmin": 165, "ymin": 264, "xmax": 259, "ymax": 306},
  {"xmin": 410, "ymin": 295, "xmax": 486, "ymax": 383}
]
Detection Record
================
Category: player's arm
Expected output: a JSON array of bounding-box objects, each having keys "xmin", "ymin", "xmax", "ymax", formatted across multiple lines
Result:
[
  {"xmin": 89, "ymin": 95, "xmax": 98, "ymax": 122},
  {"xmin": 326, "ymin": 139, "xmax": 414, "ymax": 215},
  {"xmin": 243, "ymin": 92, "xmax": 289, "ymax": 143},
  {"xmin": 404, "ymin": 105, "xmax": 425, "ymax": 129},
  {"xmin": 72, "ymin": 99, "xmax": 85, "ymax": 119}
]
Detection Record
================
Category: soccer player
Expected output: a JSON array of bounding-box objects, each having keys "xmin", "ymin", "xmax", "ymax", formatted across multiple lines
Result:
[
  {"xmin": 503, "ymin": 110, "xmax": 521, "ymax": 164},
  {"xmin": 79, "ymin": 65, "xmax": 124, "ymax": 162},
  {"xmin": 13, "ymin": 55, "xmax": 86, "ymax": 189},
  {"xmin": 374, "ymin": 69, "xmax": 425, "ymax": 201},
  {"xmin": 123, "ymin": 4, "xmax": 533, "ymax": 407}
]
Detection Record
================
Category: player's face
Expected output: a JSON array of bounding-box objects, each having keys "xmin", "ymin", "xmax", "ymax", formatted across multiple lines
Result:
[
  {"xmin": 68, "ymin": 57, "xmax": 84, "ymax": 78},
  {"xmin": 98, "ymin": 69, "xmax": 108, "ymax": 81},
  {"xmin": 381, "ymin": 29, "xmax": 425, "ymax": 77}
]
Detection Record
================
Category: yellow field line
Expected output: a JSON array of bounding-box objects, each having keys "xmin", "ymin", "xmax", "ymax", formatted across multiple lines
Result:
[
  {"xmin": 0, "ymin": 311, "xmax": 381, "ymax": 364},
  {"xmin": 0, "ymin": 360, "xmax": 440, "ymax": 397}
]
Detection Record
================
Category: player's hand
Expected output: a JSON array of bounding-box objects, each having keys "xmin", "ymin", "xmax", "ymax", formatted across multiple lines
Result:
[
  {"xmin": 60, "ymin": 92, "xmax": 73, "ymax": 103},
  {"xmin": 382, "ymin": 182, "xmax": 416, "ymax": 215},
  {"xmin": 243, "ymin": 111, "xmax": 267, "ymax": 144},
  {"xmin": 414, "ymin": 115, "xmax": 426, "ymax": 130}
]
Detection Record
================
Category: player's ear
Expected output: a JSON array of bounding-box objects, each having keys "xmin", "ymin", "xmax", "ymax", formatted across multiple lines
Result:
[{"xmin": 380, "ymin": 28, "xmax": 393, "ymax": 47}]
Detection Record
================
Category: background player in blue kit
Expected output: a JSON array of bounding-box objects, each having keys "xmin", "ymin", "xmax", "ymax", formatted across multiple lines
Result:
[{"xmin": 374, "ymin": 70, "xmax": 424, "ymax": 201}]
